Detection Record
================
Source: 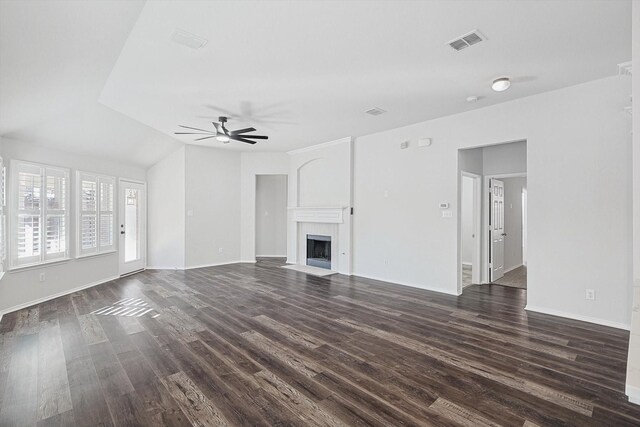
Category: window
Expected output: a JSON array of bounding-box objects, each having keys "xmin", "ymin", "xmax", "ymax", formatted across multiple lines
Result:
[
  {"xmin": 10, "ymin": 161, "xmax": 70, "ymax": 268},
  {"xmin": 0, "ymin": 157, "xmax": 5, "ymax": 275},
  {"xmin": 77, "ymin": 172, "xmax": 115, "ymax": 257}
]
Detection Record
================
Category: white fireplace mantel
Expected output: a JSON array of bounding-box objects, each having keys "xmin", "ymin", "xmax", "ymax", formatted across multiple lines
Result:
[{"xmin": 289, "ymin": 206, "xmax": 347, "ymax": 224}]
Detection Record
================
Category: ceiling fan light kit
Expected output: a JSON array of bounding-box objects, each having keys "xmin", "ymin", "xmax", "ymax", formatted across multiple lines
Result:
[{"xmin": 175, "ymin": 116, "xmax": 268, "ymax": 145}]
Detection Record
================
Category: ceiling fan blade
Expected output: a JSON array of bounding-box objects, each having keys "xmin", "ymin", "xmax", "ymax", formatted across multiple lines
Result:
[
  {"xmin": 239, "ymin": 135, "xmax": 268, "ymax": 140},
  {"xmin": 179, "ymin": 125, "xmax": 215, "ymax": 133},
  {"xmin": 174, "ymin": 132, "xmax": 214, "ymax": 135},
  {"xmin": 194, "ymin": 136, "xmax": 216, "ymax": 141},
  {"xmin": 230, "ymin": 127, "xmax": 256, "ymax": 135},
  {"xmin": 230, "ymin": 136, "xmax": 257, "ymax": 145},
  {"xmin": 212, "ymin": 122, "xmax": 224, "ymax": 134}
]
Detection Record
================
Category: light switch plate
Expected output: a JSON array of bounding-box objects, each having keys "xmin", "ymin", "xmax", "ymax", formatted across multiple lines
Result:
[{"xmin": 442, "ymin": 211, "xmax": 453, "ymax": 218}]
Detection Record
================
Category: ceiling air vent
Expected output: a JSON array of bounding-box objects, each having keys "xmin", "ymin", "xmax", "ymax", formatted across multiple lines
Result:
[
  {"xmin": 365, "ymin": 107, "xmax": 386, "ymax": 116},
  {"xmin": 448, "ymin": 30, "xmax": 486, "ymax": 51},
  {"xmin": 170, "ymin": 29, "xmax": 208, "ymax": 50}
]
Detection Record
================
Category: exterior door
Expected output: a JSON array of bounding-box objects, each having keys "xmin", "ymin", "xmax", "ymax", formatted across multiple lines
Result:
[
  {"xmin": 490, "ymin": 178, "xmax": 505, "ymax": 281},
  {"xmin": 119, "ymin": 179, "xmax": 146, "ymax": 276}
]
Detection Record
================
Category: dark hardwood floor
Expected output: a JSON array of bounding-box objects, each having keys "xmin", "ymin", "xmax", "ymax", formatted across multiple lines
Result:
[{"xmin": 1, "ymin": 258, "xmax": 638, "ymax": 426}]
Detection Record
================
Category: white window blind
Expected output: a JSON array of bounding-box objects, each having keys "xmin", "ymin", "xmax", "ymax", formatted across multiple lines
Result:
[
  {"xmin": 77, "ymin": 172, "xmax": 115, "ymax": 256},
  {"xmin": 11, "ymin": 161, "xmax": 70, "ymax": 268}
]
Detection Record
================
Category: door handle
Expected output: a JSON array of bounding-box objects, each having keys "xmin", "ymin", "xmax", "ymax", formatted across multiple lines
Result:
[
  {"xmin": 501, "ymin": 233, "xmax": 507, "ymax": 236},
  {"xmin": 120, "ymin": 231, "xmax": 125, "ymax": 235}
]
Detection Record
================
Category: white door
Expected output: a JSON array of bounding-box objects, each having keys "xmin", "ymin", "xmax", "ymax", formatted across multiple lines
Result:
[
  {"xmin": 119, "ymin": 180, "xmax": 146, "ymax": 275},
  {"xmin": 490, "ymin": 179, "xmax": 505, "ymax": 281}
]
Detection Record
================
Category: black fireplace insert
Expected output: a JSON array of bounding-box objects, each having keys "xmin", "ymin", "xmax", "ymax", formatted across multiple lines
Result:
[{"xmin": 306, "ymin": 234, "xmax": 331, "ymax": 269}]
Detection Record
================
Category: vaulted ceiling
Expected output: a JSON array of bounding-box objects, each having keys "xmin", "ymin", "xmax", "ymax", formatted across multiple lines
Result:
[{"xmin": 0, "ymin": 0, "xmax": 632, "ymax": 167}]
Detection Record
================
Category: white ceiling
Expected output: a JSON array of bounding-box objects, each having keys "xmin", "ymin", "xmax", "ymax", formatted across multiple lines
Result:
[
  {"xmin": 0, "ymin": 0, "xmax": 181, "ymax": 168},
  {"xmin": 1, "ymin": 0, "xmax": 632, "ymax": 166}
]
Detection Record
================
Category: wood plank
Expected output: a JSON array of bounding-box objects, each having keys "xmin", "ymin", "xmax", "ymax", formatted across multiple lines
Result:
[
  {"xmin": 160, "ymin": 371, "xmax": 229, "ymax": 427},
  {"xmin": 0, "ymin": 259, "xmax": 638, "ymax": 426},
  {"xmin": 0, "ymin": 333, "xmax": 39, "ymax": 426},
  {"xmin": 37, "ymin": 323, "xmax": 73, "ymax": 421}
]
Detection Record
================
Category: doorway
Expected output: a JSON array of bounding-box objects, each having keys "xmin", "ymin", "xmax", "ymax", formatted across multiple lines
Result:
[
  {"xmin": 457, "ymin": 140, "xmax": 527, "ymax": 293},
  {"xmin": 119, "ymin": 179, "xmax": 146, "ymax": 276},
  {"xmin": 486, "ymin": 175, "xmax": 527, "ymax": 289},
  {"xmin": 461, "ymin": 172, "xmax": 481, "ymax": 288},
  {"xmin": 255, "ymin": 175, "xmax": 287, "ymax": 261}
]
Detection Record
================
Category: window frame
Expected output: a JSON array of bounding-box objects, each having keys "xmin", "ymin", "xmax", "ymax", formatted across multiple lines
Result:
[
  {"xmin": 0, "ymin": 156, "xmax": 5, "ymax": 277},
  {"xmin": 9, "ymin": 160, "xmax": 71, "ymax": 270},
  {"xmin": 76, "ymin": 171, "xmax": 116, "ymax": 258}
]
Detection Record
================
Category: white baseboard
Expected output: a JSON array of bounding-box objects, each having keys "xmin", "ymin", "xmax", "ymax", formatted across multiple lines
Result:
[
  {"xmin": 1, "ymin": 275, "xmax": 119, "ymax": 316},
  {"xmin": 627, "ymin": 384, "xmax": 640, "ymax": 405},
  {"xmin": 525, "ymin": 305, "xmax": 630, "ymax": 330},
  {"xmin": 185, "ymin": 261, "xmax": 245, "ymax": 270},
  {"xmin": 504, "ymin": 263, "xmax": 523, "ymax": 274},
  {"xmin": 147, "ymin": 261, "xmax": 250, "ymax": 271},
  {"xmin": 146, "ymin": 266, "xmax": 183, "ymax": 270},
  {"xmin": 352, "ymin": 272, "xmax": 461, "ymax": 296}
]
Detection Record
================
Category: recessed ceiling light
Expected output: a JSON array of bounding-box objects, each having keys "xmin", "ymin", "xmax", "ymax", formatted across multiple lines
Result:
[
  {"xmin": 491, "ymin": 77, "xmax": 511, "ymax": 92},
  {"xmin": 365, "ymin": 107, "xmax": 387, "ymax": 116}
]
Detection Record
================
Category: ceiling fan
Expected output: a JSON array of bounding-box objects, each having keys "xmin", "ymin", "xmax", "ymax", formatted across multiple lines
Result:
[{"xmin": 175, "ymin": 116, "xmax": 268, "ymax": 145}]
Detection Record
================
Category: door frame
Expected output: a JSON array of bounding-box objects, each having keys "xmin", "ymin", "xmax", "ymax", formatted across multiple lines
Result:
[
  {"xmin": 459, "ymin": 171, "xmax": 482, "ymax": 293},
  {"xmin": 118, "ymin": 178, "xmax": 147, "ymax": 276},
  {"xmin": 483, "ymin": 172, "xmax": 527, "ymax": 283}
]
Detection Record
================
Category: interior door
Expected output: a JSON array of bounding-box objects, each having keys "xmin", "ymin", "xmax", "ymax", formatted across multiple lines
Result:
[
  {"xmin": 490, "ymin": 179, "xmax": 505, "ymax": 281},
  {"xmin": 119, "ymin": 179, "xmax": 146, "ymax": 276}
]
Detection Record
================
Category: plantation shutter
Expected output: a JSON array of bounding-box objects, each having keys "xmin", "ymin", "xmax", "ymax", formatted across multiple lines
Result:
[
  {"xmin": 44, "ymin": 167, "xmax": 68, "ymax": 260},
  {"xmin": 11, "ymin": 161, "xmax": 69, "ymax": 268},
  {"xmin": 98, "ymin": 177, "xmax": 115, "ymax": 251},
  {"xmin": 78, "ymin": 173, "xmax": 98, "ymax": 256},
  {"xmin": 0, "ymin": 158, "xmax": 6, "ymax": 273},
  {"xmin": 77, "ymin": 172, "xmax": 115, "ymax": 256}
]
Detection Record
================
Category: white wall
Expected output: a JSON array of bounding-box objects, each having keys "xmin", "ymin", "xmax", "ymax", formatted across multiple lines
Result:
[
  {"xmin": 239, "ymin": 152, "xmax": 289, "ymax": 262},
  {"xmin": 185, "ymin": 145, "xmax": 241, "ymax": 268},
  {"xmin": 255, "ymin": 175, "xmax": 287, "ymax": 257},
  {"xmin": 626, "ymin": 0, "xmax": 640, "ymax": 404},
  {"xmin": 503, "ymin": 177, "xmax": 526, "ymax": 272},
  {"xmin": 147, "ymin": 146, "xmax": 185, "ymax": 269},
  {"xmin": 289, "ymin": 139, "xmax": 352, "ymax": 208},
  {"xmin": 353, "ymin": 75, "xmax": 632, "ymax": 328},
  {"xmin": 461, "ymin": 176, "xmax": 474, "ymax": 265},
  {"xmin": 483, "ymin": 140, "xmax": 527, "ymax": 176},
  {"xmin": 0, "ymin": 137, "xmax": 146, "ymax": 313},
  {"xmin": 459, "ymin": 147, "xmax": 483, "ymax": 175},
  {"xmin": 287, "ymin": 138, "xmax": 353, "ymax": 272}
]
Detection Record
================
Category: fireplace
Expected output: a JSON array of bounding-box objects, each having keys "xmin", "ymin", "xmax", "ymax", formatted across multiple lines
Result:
[{"xmin": 306, "ymin": 234, "xmax": 331, "ymax": 269}]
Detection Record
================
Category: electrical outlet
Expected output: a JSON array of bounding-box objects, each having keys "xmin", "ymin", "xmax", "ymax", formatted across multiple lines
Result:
[
  {"xmin": 39, "ymin": 273, "xmax": 45, "ymax": 282},
  {"xmin": 442, "ymin": 210, "xmax": 453, "ymax": 218},
  {"xmin": 218, "ymin": 247, "xmax": 223, "ymax": 254},
  {"xmin": 585, "ymin": 289, "xmax": 596, "ymax": 300}
]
